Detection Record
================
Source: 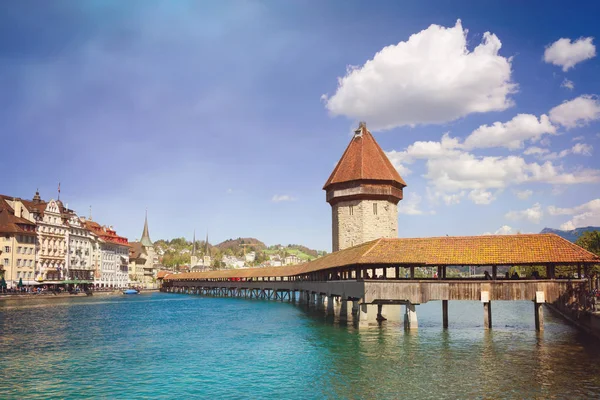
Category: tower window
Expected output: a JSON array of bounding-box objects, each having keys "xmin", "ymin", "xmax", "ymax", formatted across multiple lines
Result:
[
  {"xmin": 349, "ymin": 205, "xmax": 354, "ymax": 215},
  {"xmin": 373, "ymin": 203, "xmax": 378, "ymax": 215}
]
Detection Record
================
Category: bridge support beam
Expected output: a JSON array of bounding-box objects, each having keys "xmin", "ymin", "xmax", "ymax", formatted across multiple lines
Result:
[
  {"xmin": 442, "ymin": 300, "xmax": 449, "ymax": 329},
  {"xmin": 404, "ymin": 303, "xmax": 418, "ymax": 329},
  {"xmin": 534, "ymin": 291, "xmax": 544, "ymax": 331},
  {"xmin": 379, "ymin": 304, "xmax": 402, "ymax": 322},
  {"xmin": 327, "ymin": 295, "xmax": 335, "ymax": 315},
  {"xmin": 483, "ymin": 302, "xmax": 492, "ymax": 329},
  {"xmin": 357, "ymin": 303, "xmax": 378, "ymax": 327},
  {"xmin": 339, "ymin": 298, "xmax": 349, "ymax": 322},
  {"xmin": 316, "ymin": 294, "xmax": 325, "ymax": 311}
]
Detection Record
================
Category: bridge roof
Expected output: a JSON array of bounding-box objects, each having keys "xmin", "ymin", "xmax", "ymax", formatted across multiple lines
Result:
[{"xmin": 165, "ymin": 234, "xmax": 600, "ymax": 280}]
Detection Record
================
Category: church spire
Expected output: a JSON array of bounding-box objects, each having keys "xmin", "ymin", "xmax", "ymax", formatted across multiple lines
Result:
[
  {"xmin": 205, "ymin": 232, "xmax": 209, "ymax": 255},
  {"xmin": 140, "ymin": 210, "xmax": 153, "ymax": 247},
  {"xmin": 192, "ymin": 230, "xmax": 196, "ymax": 256}
]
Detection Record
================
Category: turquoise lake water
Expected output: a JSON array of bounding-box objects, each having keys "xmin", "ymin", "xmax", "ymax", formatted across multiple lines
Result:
[{"xmin": 1, "ymin": 292, "xmax": 599, "ymax": 399}]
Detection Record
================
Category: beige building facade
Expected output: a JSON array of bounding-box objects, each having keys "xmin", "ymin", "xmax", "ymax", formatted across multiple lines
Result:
[{"xmin": 0, "ymin": 198, "xmax": 37, "ymax": 287}]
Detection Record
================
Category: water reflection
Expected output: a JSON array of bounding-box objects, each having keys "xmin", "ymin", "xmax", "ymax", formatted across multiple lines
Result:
[{"xmin": 1, "ymin": 294, "xmax": 599, "ymax": 399}]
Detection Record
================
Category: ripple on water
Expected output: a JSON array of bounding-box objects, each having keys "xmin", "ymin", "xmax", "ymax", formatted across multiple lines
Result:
[{"xmin": 1, "ymin": 294, "xmax": 599, "ymax": 399}]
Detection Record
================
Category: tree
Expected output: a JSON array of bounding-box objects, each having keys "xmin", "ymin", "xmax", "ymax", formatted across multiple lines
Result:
[
  {"xmin": 575, "ymin": 230, "xmax": 600, "ymax": 274},
  {"xmin": 576, "ymin": 231, "xmax": 600, "ymax": 256}
]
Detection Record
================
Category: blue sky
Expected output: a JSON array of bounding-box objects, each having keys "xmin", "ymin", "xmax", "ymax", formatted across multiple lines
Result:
[{"xmin": 1, "ymin": 1, "xmax": 599, "ymax": 251}]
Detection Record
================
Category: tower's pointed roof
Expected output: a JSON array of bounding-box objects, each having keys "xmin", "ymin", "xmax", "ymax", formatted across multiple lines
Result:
[
  {"xmin": 140, "ymin": 210, "xmax": 153, "ymax": 247},
  {"xmin": 323, "ymin": 122, "xmax": 406, "ymax": 190},
  {"xmin": 205, "ymin": 232, "xmax": 209, "ymax": 254}
]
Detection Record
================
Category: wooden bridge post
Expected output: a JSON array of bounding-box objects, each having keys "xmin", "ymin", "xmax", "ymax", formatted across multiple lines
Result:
[
  {"xmin": 404, "ymin": 303, "xmax": 418, "ymax": 329},
  {"xmin": 339, "ymin": 295, "xmax": 349, "ymax": 322},
  {"xmin": 317, "ymin": 294, "xmax": 325, "ymax": 311},
  {"xmin": 442, "ymin": 300, "xmax": 449, "ymax": 329},
  {"xmin": 482, "ymin": 291, "xmax": 492, "ymax": 329},
  {"xmin": 534, "ymin": 291, "xmax": 544, "ymax": 331},
  {"xmin": 327, "ymin": 295, "xmax": 335, "ymax": 315}
]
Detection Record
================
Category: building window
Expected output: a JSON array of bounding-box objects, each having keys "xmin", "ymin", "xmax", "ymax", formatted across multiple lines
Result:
[
  {"xmin": 349, "ymin": 205, "xmax": 354, "ymax": 216},
  {"xmin": 4, "ymin": 246, "xmax": 10, "ymax": 253},
  {"xmin": 373, "ymin": 203, "xmax": 378, "ymax": 215},
  {"xmin": 3, "ymin": 258, "xmax": 8, "ymax": 266}
]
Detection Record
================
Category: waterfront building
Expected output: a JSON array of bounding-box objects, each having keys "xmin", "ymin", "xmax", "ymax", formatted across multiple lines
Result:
[
  {"xmin": 84, "ymin": 220, "xmax": 130, "ymax": 288},
  {"xmin": 67, "ymin": 214, "xmax": 98, "ymax": 282},
  {"xmin": 0, "ymin": 198, "xmax": 37, "ymax": 287},
  {"xmin": 323, "ymin": 122, "xmax": 406, "ymax": 252},
  {"xmin": 128, "ymin": 213, "xmax": 159, "ymax": 288},
  {"xmin": 283, "ymin": 254, "xmax": 301, "ymax": 265},
  {"xmin": 30, "ymin": 195, "xmax": 70, "ymax": 281}
]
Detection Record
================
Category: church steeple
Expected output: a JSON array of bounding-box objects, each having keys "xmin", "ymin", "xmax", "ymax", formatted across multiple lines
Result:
[
  {"xmin": 204, "ymin": 232, "xmax": 209, "ymax": 255},
  {"xmin": 192, "ymin": 230, "xmax": 196, "ymax": 256},
  {"xmin": 140, "ymin": 210, "xmax": 153, "ymax": 247}
]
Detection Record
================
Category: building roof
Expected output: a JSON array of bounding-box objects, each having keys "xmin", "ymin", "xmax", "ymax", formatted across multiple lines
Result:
[
  {"xmin": 0, "ymin": 198, "xmax": 37, "ymax": 235},
  {"xmin": 140, "ymin": 211, "xmax": 153, "ymax": 247},
  {"xmin": 323, "ymin": 122, "xmax": 406, "ymax": 190},
  {"xmin": 129, "ymin": 241, "xmax": 147, "ymax": 260},
  {"xmin": 84, "ymin": 219, "xmax": 129, "ymax": 246},
  {"xmin": 166, "ymin": 234, "xmax": 600, "ymax": 281},
  {"xmin": 157, "ymin": 270, "xmax": 172, "ymax": 279}
]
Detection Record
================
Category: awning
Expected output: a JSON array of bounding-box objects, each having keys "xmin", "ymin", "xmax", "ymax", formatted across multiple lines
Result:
[{"xmin": 61, "ymin": 280, "xmax": 93, "ymax": 284}]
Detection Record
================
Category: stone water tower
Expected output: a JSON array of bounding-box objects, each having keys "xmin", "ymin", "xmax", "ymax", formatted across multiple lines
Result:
[{"xmin": 324, "ymin": 122, "xmax": 406, "ymax": 252}]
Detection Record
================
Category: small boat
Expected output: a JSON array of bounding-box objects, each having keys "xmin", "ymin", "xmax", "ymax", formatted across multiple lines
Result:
[{"xmin": 123, "ymin": 289, "xmax": 139, "ymax": 295}]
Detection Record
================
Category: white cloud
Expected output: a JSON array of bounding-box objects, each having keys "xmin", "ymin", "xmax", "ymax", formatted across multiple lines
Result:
[
  {"xmin": 572, "ymin": 135, "xmax": 585, "ymax": 142},
  {"xmin": 323, "ymin": 20, "xmax": 516, "ymax": 130},
  {"xmin": 505, "ymin": 203, "xmax": 543, "ymax": 223},
  {"xmin": 271, "ymin": 194, "xmax": 296, "ymax": 202},
  {"xmin": 544, "ymin": 37, "xmax": 596, "ymax": 71},
  {"xmin": 426, "ymin": 188, "xmax": 465, "ymax": 206},
  {"xmin": 389, "ymin": 136, "xmax": 600, "ymax": 205},
  {"xmin": 468, "ymin": 189, "xmax": 496, "ymax": 205},
  {"xmin": 541, "ymin": 142, "xmax": 593, "ymax": 160},
  {"xmin": 385, "ymin": 133, "xmax": 460, "ymax": 176},
  {"xmin": 463, "ymin": 114, "xmax": 556, "ymax": 150},
  {"xmin": 539, "ymin": 137, "xmax": 552, "ymax": 147},
  {"xmin": 547, "ymin": 199, "xmax": 600, "ymax": 230},
  {"xmin": 549, "ymin": 95, "xmax": 600, "ymax": 129},
  {"xmin": 486, "ymin": 225, "xmax": 514, "ymax": 235},
  {"xmin": 524, "ymin": 146, "xmax": 550, "ymax": 156},
  {"xmin": 561, "ymin": 78, "xmax": 574, "ymax": 90},
  {"xmin": 572, "ymin": 142, "xmax": 593, "ymax": 155},
  {"xmin": 515, "ymin": 189, "xmax": 533, "ymax": 200},
  {"xmin": 398, "ymin": 193, "xmax": 433, "ymax": 215}
]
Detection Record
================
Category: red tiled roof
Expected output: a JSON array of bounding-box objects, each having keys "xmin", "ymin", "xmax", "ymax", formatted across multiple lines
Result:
[
  {"xmin": 166, "ymin": 234, "xmax": 600, "ymax": 280},
  {"xmin": 0, "ymin": 198, "xmax": 37, "ymax": 235},
  {"xmin": 323, "ymin": 124, "xmax": 406, "ymax": 189},
  {"xmin": 84, "ymin": 219, "xmax": 129, "ymax": 246},
  {"xmin": 157, "ymin": 270, "xmax": 172, "ymax": 279}
]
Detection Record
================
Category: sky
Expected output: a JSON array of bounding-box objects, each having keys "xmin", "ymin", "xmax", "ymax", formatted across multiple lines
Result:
[{"xmin": 1, "ymin": 0, "xmax": 600, "ymax": 251}]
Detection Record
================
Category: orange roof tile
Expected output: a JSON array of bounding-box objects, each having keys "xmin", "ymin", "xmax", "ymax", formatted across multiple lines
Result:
[
  {"xmin": 166, "ymin": 234, "xmax": 600, "ymax": 281},
  {"xmin": 323, "ymin": 123, "xmax": 406, "ymax": 189},
  {"xmin": 157, "ymin": 270, "xmax": 172, "ymax": 279}
]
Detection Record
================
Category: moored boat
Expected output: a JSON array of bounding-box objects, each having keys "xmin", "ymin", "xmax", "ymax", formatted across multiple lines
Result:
[{"xmin": 123, "ymin": 289, "xmax": 139, "ymax": 295}]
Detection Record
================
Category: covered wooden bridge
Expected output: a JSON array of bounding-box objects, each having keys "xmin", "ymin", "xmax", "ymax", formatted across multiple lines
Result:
[{"xmin": 162, "ymin": 234, "xmax": 599, "ymax": 330}]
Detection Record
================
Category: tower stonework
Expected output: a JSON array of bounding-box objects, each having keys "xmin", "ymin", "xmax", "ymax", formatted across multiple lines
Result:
[{"xmin": 324, "ymin": 122, "xmax": 406, "ymax": 252}]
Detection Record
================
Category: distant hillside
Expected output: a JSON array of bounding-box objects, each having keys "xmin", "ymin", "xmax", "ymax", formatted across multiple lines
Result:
[
  {"xmin": 215, "ymin": 238, "xmax": 267, "ymax": 253},
  {"xmin": 540, "ymin": 226, "xmax": 600, "ymax": 243}
]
